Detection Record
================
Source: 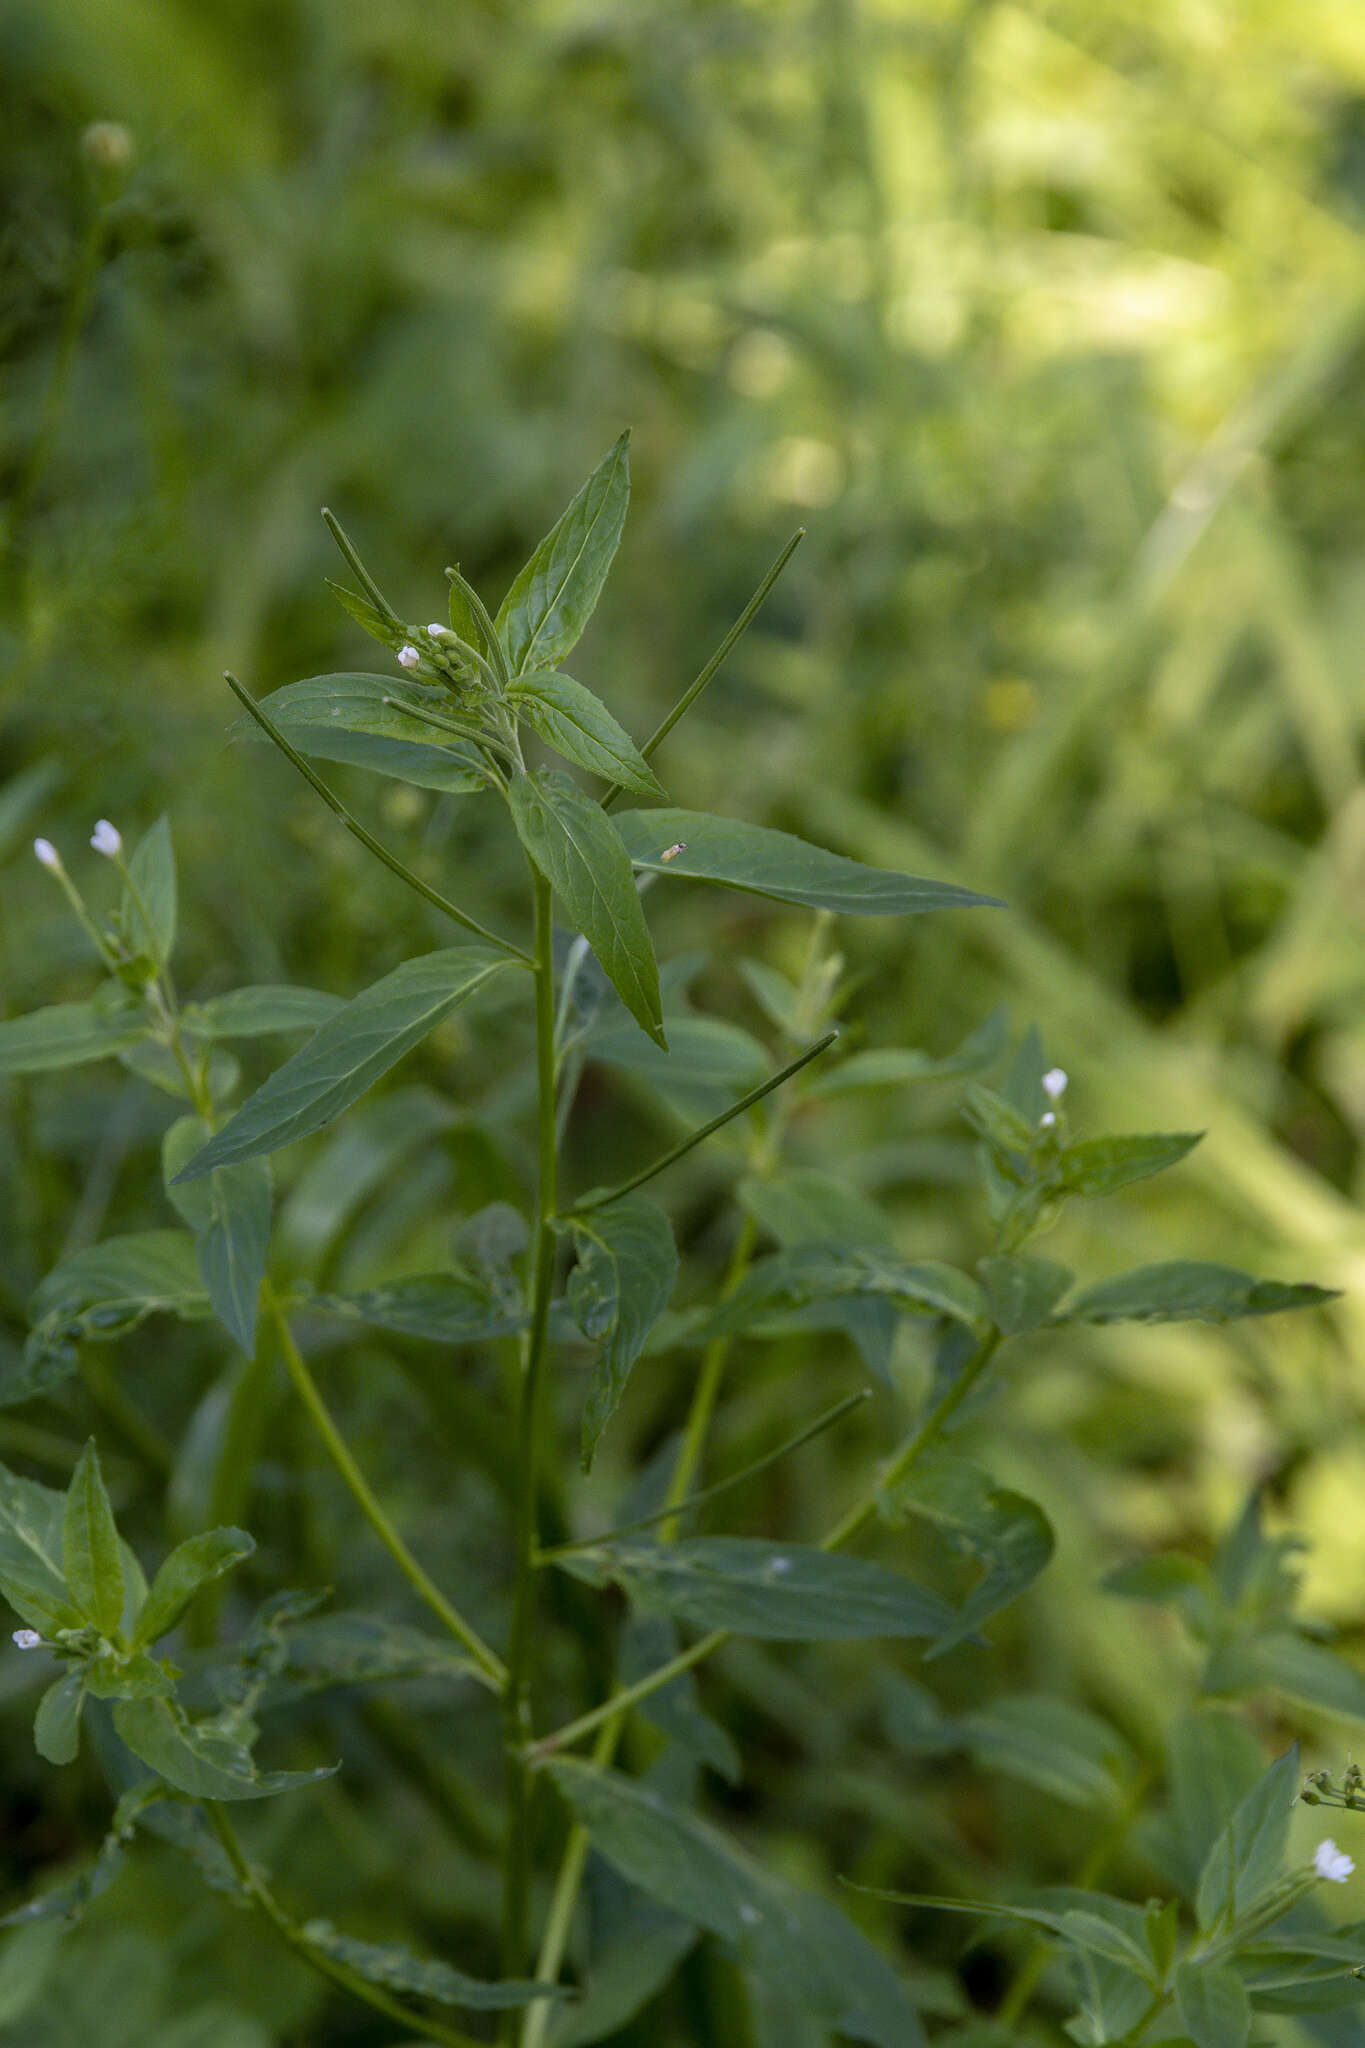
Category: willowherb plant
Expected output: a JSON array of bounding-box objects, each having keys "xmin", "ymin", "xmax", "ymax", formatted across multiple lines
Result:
[{"xmin": 1, "ymin": 437, "xmax": 1362, "ymax": 2046}]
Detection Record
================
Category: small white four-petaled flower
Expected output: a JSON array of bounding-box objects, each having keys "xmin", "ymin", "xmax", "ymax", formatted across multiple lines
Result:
[
  {"xmin": 397, "ymin": 645, "xmax": 421, "ymax": 669},
  {"xmin": 33, "ymin": 839, "xmax": 60, "ymax": 870},
  {"xmin": 1315, "ymin": 1838, "xmax": 1355, "ymax": 1883},
  {"xmin": 11, "ymin": 1629, "xmax": 41, "ymax": 1651},
  {"xmin": 90, "ymin": 819, "xmax": 122, "ymax": 858},
  {"xmin": 1041, "ymin": 1067, "xmax": 1068, "ymax": 1101}
]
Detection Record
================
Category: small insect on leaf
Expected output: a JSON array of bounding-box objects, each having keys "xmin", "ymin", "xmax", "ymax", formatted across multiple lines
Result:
[{"xmin": 660, "ymin": 843, "xmax": 686, "ymax": 863}]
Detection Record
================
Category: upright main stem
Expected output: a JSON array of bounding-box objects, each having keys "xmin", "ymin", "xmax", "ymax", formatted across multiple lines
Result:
[{"xmin": 501, "ymin": 865, "xmax": 560, "ymax": 2010}]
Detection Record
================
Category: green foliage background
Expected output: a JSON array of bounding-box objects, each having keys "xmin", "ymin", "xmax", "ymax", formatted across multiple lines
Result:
[{"xmin": 5, "ymin": 2, "xmax": 1365, "ymax": 2042}]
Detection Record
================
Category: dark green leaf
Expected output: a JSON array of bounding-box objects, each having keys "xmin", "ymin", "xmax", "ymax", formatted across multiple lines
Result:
[
  {"xmin": 255, "ymin": 1611, "xmax": 481, "ymax": 1701},
  {"xmin": 0, "ymin": 1922, "xmax": 61, "ymax": 2026},
  {"xmin": 237, "ymin": 674, "xmax": 487, "ymax": 793},
  {"xmin": 0, "ymin": 1806, "xmax": 131, "ymax": 1928},
  {"xmin": 560, "ymin": 1537, "xmax": 956, "ymax": 1641},
  {"xmin": 1055, "ymin": 1131, "xmax": 1202, "ymax": 1198},
  {"xmin": 622, "ymin": 1612, "xmax": 741, "ymax": 1783},
  {"xmin": 510, "ymin": 671, "xmax": 663, "ymax": 796},
  {"xmin": 1159, "ymin": 1709, "xmax": 1269, "ymax": 1901},
  {"xmin": 122, "ymin": 816, "xmax": 177, "ymax": 966},
  {"xmin": 1064, "ymin": 1262, "xmax": 1336, "ymax": 1325},
  {"xmin": 569, "ymin": 1197, "xmax": 678, "ymax": 1469},
  {"xmin": 1195, "ymin": 1746, "xmax": 1299, "ymax": 1934},
  {"xmin": 173, "ymin": 948, "xmax": 510, "ymax": 1179},
  {"xmin": 326, "ymin": 578, "xmax": 400, "ymax": 648},
  {"xmin": 297, "ymin": 1919, "xmax": 563, "ymax": 2011},
  {"xmin": 163, "ymin": 1117, "xmax": 271, "ymax": 1355},
  {"xmin": 882, "ymin": 1451, "xmax": 1053, "ymax": 1654},
  {"xmin": 307, "ymin": 1273, "xmax": 522, "ymax": 1346},
  {"xmin": 614, "ymin": 809, "xmax": 1000, "ymax": 916},
  {"xmin": 0, "ymin": 999, "xmax": 146, "ymax": 1075},
  {"xmin": 586, "ymin": 1013, "xmax": 766, "ymax": 1104},
  {"xmin": 496, "ymin": 433, "xmax": 630, "ymax": 675},
  {"xmin": 33, "ymin": 1672, "xmax": 85, "ymax": 1765},
  {"xmin": 551, "ymin": 1906, "xmax": 699, "ymax": 2048},
  {"xmin": 111, "ymin": 1695, "xmax": 335, "ymax": 1801},
  {"xmin": 690, "ymin": 1247, "xmax": 986, "ymax": 1339},
  {"xmin": 0, "ymin": 1464, "xmax": 84, "ymax": 1635},
  {"xmin": 959, "ymin": 1695, "xmax": 1133, "ymax": 1810},
  {"xmin": 978, "ymin": 1254, "xmax": 1073, "ymax": 1334},
  {"xmin": 26, "ymin": 1232, "xmax": 210, "ymax": 1390},
  {"xmin": 132, "ymin": 1528, "xmax": 255, "ymax": 1648},
  {"xmin": 508, "ymin": 772, "xmax": 664, "ymax": 1047},
  {"xmin": 550, "ymin": 1761, "xmax": 927, "ymax": 2048},
  {"xmin": 187, "ymin": 987, "xmax": 345, "ymax": 1038},
  {"xmin": 62, "ymin": 1441, "xmax": 124, "ymax": 1636},
  {"xmin": 1173, "ymin": 1960, "xmax": 1251, "ymax": 2048}
]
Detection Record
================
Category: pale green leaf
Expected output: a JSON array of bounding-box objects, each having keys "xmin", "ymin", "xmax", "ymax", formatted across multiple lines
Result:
[
  {"xmin": 237, "ymin": 674, "xmax": 487, "ymax": 792},
  {"xmin": 511, "ymin": 670, "xmax": 663, "ymax": 795},
  {"xmin": 112, "ymin": 1694, "xmax": 335, "ymax": 1801},
  {"xmin": 187, "ymin": 986, "xmax": 345, "ymax": 1038},
  {"xmin": 960, "ymin": 1695, "xmax": 1133, "ymax": 1810},
  {"xmin": 33, "ymin": 1672, "xmax": 84, "ymax": 1765},
  {"xmin": 497, "ymin": 433, "xmax": 630, "ymax": 675},
  {"xmin": 132, "ymin": 1528, "xmax": 255, "ymax": 1648},
  {"xmin": 1056, "ymin": 1131, "xmax": 1203, "ymax": 1198},
  {"xmin": 62, "ymin": 1441, "xmax": 124, "ymax": 1636},
  {"xmin": 690, "ymin": 1247, "xmax": 986, "ymax": 1339},
  {"xmin": 0, "ymin": 999, "xmax": 146, "ymax": 1075},
  {"xmin": 1064, "ymin": 1262, "xmax": 1336, "ymax": 1325},
  {"xmin": 173, "ymin": 948, "xmax": 510, "ymax": 1179},
  {"xmin": 615, "ymin": 809, "xmax": 999, "ymax": 916},
  {"xmin": 1173, "ymin": 1960, "xmax": 1251, "ymax": 2048},
  {"xmin": 806, "ymin": 1009, "xmax": 1009, "ymax": 1097},
  {"xmin": 508, "ymin": 771, "xmax": 664, "ymax": 1047},
  {"xmin": 1195, "ymin": 1746, "xmax": 1299, "ymax": 1934},
  {"xmin": 122, "ymin": 815, "xmax": 177, "ymax": 966},
  {"xmin": 978, "ymin": 1254, "xmax": 1073, "ymax": 1334}
]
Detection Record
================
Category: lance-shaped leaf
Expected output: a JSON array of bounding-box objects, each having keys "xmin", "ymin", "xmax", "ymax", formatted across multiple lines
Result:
[
  {"xmin": 132, "ymin": 1528, "xmax": 255, "ymax": 1649},
  {"xmin": 297, "ymin": 1921, "xmax": 563, "ymax": 2012},
  {"xmin": 1055, "ymin": 1131, "xmax": 1203, "ymax": 1198},
  {"xmin": 0, "ymin": 998, "xmax": 147, "ymax": 1075},
  {"xmin": 1202, "ymin": 1631, "xmax": 1365, "ymax": 1722},
  {"xmin": 62, "ymin": 1441, "xmax": 124, "ymax": 1636},
  {"xmin": 111, "ymin": 1694, "xmax": 336, "ymax": 1801},
  {"xmin": 163, "ymin": 1117, "xmax": 272, "ymax": 1355},
  {"xmin": 33, "ymin": 1672, "xmax": 85, "ymax": 1766},
  {"xmin": 614, "ymin": 809, "xmax": 1000, "ymax": 916},
  {"xmin": 0, "ymin": 1465, "xmax": 98, "ymax": 1635},
  {"xmin": 882, "ymin": 1450, "xmax": 1054, "ymax": 1655},
  {"xmin": 497, "ymin": 433, "xmax": 630, "ymax": 675},
  {"xmin": 306, "ymin": 1272, "xmax": 522, "ymax": 1346},
  {"xmin": 187, "ymin": 986, "xmax": 345, "ymax": 1038},
  {"xmin": 248, "ymin": 1611, "xmax": 482, "ymax": 1704},
  {"xmin": 559, "ymin": 1537, "xmax": 956, "ymax": 1641},
  {"xmin": 122, "ymin": 815, "xmax": 177, "ymax": 966},
  {"xmin": 174, "ymin": 948, "xmax": 510, "ymax": 1180},
  {"xmin": 549, "ymin": 1761, "xmax": 927, "ymax": 2048},
  {"xmin": 25, "ymin": 1231, "xmax": 210, "ymax": 1394},
  {"xmin": 957, "ymin": 1694, "xmax": 1134, "ymax": 1810},
  {"xmin": 236, "ymin": 674, "xmax": 487, "ymax": 793},
  {"xmin": 568, "ymin": 1197, "xmax": 678, "ymax": 1470},
  {"xmin": 1173, "ymin": 1960, "xmax": 1252, "ymax": 2048},
  {"xmin": 979, "ymin": 1254, "xmax": 1073, "ymax": 1335},
  {"xmin": 509, "ymin": 671, "xmax": 663, "ymax": 796},
  {"xmin": 508, "ymin": 771, "xmax": 664, "ymax": 1047},
  {"xmin": 688, "ymin": 1246, "xmax": 986, "ymax": 1340},
  {"xmin": 1063, "ymin": 1263, "xmax": 1336, "ymax": 1325},
  {"xmin": 1195, "ymin": 1746, "xmax": 1299, "ymax": 1934}
]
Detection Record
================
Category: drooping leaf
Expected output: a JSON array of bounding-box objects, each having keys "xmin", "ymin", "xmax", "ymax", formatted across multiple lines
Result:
[
  {"xmin": 510, "ymin": 671, "xmax": 663, "ymax": 796},
  {"xmin": 689, "ymin": 1247, "xmax": 986, "ymax": 1340},
  {"xmin": 111, "ymin": 1695, "xmax": 335, "ymax": 1801},
  {"xmin": 297, "ymin": 1920, "xmax": 564, "ymax": 2012},
  {"xmin": 569, "ymin": 1197, "xmax": 678, "ymax": 1469},
  {"xmin": 62, "ymin": 1441, "xmax": 124, "ymax": 1636},
  {"xmin": 132, "ymin": 1528, "xmax": 255, "ymax": 1649},
  {"xmin": 187, "ymin": 986, "xmax": 345, "ymax": 1039},
  {"xmin": 306, "ymin": 1273, "xmax": 522, "ymax": 1346},
  {"xmin": 560, "ymin": 1537, "xmax": 956, "ymax": 1641},
  {"xmin": 978, "ymin": 1254, "xmax": 1073, "ymax": 1335},
  {"xmin": 1063, "ymin": 1262, "xmax": 1336, "ymax": 1325},
  {"xmin": 173, "ymin": 949, "xmax": 510, "ymax": 1179},
  {"xmin": 122, "ymin": 816, "xmax": 177, "ymax": 966},
  {"xmin": 1172, "ymin": 1959, "xmax": 1251, "ymax": 2048},
  {"xmin": 1195, "ymin": 1746, "xmax": 1299, "ymax": 1935},
  {"xmin": 550, "ymin": 1761, "xmax": 927, "ymax": 2048},
  {"xmin": 163, "ymin": 1117, "xmax": 271, "ymax": 1355},
  {"xmin": 508, "ymin": 771, "xmax": 664, "ymax": 1047},
  {"xmin": 1054, "ymin": 1132, "xmax": 1203, "ymax": 1199},
  {"xmin": 0, "ymin": 999, "xmax": 147, "ymax": 1075},
  {"xmin": 882, "ymin": 1450, "xmax": 1053, "ymax": 1654},
  {"xmin": 236, "ymin": 674, "xmax": 488, "ymax": 793},
  {"xmin": 250, "ymin": 1611, "xmax": 482, "ymax": 1702},
  {"xmin": 33, "ymin": 1672, "xmax": 85, "ymax": 1765},
  {"xmin": 496, "ymin": 433, "xmax": 631, "ymax": 675},
  {"xmin": 614, "ymin": 809, "xmax": 1000, "ymax": 917}
]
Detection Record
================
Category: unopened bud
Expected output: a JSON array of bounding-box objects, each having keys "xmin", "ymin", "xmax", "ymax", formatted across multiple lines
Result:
[
  {"xmin": 1040, "ymin": 1111, "xmax": 1057, "ymax": 1130},
  {"xmin": 1042, "ymin": 1068, "xmax": 1068, "ymax": 1101},
  {"xmin": 81, "ymin": 122, "xmax": 135, "ymax": 174},
  {"xmin": 33, "ymin": 838, "xmax": 60, "ymax": 870},
  {"xmin": 90, "ymin": 819, "xmax": 122, "ymax": 858},
  {"xmin": 397, "ymin": 646, "xmax": 420, "ymax": 670}
]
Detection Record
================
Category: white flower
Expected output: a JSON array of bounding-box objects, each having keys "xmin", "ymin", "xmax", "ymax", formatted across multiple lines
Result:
[
  {"xmin": 11, "ymin": 1629, "xmax": 41, "ymax": 1651},
  {"xmin": 1041, "ymin": 1067, "xmax": 1068, "ymax": 1101},
  {"xmin": 397, "ymin": 645, "xmax": 421, "ymax": 669},
  {"xmin": 32, "ymin": 838, "xmax": 60, "ymax": 870},
  {"xmin": 90, "ymin": 819, "xmax": 122, "ymax": 858},
  {"xmin": 1315, "ymin": 1838, "xmax": 1355, "ymax": 1883},
  {"xmin": 1040, "ymin": 1111, "xmax": 1057, "ymax": 1129}
]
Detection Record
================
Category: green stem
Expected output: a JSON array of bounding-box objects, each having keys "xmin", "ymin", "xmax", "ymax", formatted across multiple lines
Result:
[
  {"xmin": 224, "ymin": 673, "xmax": 533, "ymax": 965},
  {"xmin": 266, "ymin": 1291, "xmax": 506, "ymax": 1690},
  {"xmin": 501, "ymin": 864, "xmax": 560, "ymax": 2009},
  {"xmin": 566, "ymin": 1032, "xmax": 837, "ymax": 1217},
  {"xmin": 527, "ymin": 1325, "xmax": 1006, "ymax": 1761},
  {"xmin": 205, "ymin": 1804, "xmax": 486, "ymax": 2048},
  {"xmin": 599, "ymin": 529, "xmax": 805, "ymax": 808},
  {"xmin": 520, "ymin": 1719, "xmax": 621, "ymax": 2048}
]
